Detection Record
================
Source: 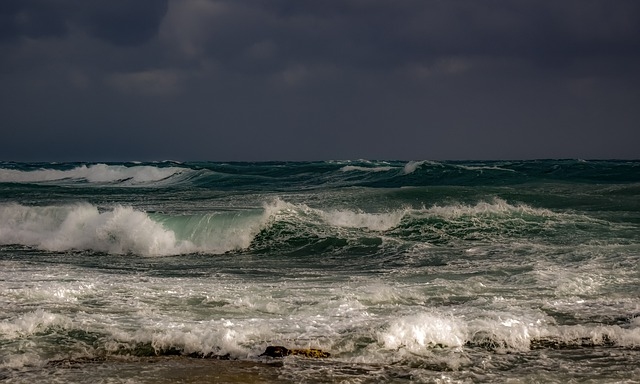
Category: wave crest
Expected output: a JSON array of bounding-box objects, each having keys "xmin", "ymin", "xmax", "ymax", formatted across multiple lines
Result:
[
  {"xmin": 0, "ymin": 203, "xmax": 190, "ymax": 256},
  {"xmin": 0, "ymin": 164, "xmax": 190, "ymax": 185},
  {"xmin": 340, "ymin": 165, "xmax": 396, "ymax": 173}
]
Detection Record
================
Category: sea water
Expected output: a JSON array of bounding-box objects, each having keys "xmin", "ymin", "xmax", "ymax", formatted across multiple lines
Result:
[{"xmin": 0, "ymin": 160, "xmax": 639, "ymax": 383}]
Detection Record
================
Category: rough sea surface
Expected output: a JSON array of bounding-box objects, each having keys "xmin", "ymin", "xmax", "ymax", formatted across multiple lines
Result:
[{"xmin": 1, "ymin": 160, "xmax": 639, "ymax": 383}]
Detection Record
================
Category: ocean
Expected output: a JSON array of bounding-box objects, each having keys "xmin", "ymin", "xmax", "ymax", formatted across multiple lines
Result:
[{"xmin": 0, "ymin": 160, "xmax": 639, "ymax": 383}]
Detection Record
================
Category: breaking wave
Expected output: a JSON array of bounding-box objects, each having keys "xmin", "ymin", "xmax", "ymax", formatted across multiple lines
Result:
[
  {"xmin": 0, "ymin": 203, "xmax": 264, "ymax": 256},
  {"xmin": 2, "ymin": 307, "xmax": 638, "ymax": 370},
  {"xmin": 379, "ymin": 311, "xmax": 640, "ymax": 354},
  {"xmin": 0, "ymin": 198, "xmax": 603, "ymax": 256}
]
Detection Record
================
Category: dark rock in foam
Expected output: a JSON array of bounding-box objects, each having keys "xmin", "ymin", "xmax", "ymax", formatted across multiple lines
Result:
[{"xmin": 260, "ymin": 346, "xmax": 330, "ymax": 358}]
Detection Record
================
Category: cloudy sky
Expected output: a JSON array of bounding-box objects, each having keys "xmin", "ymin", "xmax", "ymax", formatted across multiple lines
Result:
[{"xmin": 1, "ymin": 0, "xmax": 639, "ymax": 161}]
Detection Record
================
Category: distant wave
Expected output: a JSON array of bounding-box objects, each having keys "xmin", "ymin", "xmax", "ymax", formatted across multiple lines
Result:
[
  {"xmin": 0, "ymin": 164, "xmax": 191, "ymax": 186},
  {"xmin": 403, "ymin": 160, "xmax": 519, "ymax": 174},
  {"xmin": 453, "ymin": 164, "xmax": 517, "ymax": 172},
  {"xmin": 2, "ymin": 160, "xmax": 638, "ymax": 190},
  {"xmin": 339, "ymin": 165, "xmax": 397, "ymax": 173},
  {"xmin": 402, "ymin": 160, "xmax": 442, "ymax": 174}
]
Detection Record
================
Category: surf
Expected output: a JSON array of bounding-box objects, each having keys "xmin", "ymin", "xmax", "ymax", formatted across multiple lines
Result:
[{"xmin": 0, "ymin": 197, "xmax": 604, "ymax": 257}]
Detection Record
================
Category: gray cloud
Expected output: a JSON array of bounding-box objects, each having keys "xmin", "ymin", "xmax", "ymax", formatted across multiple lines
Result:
[
  {"xmin": 0, "ymin": 0, "xmax": 168, "ymax": 45},
  {"xmin": 77, "ymin": 0, "xmax": 169, "ymax": 46},
  {"xmin": 156, "ymin": 0, "xmax": 640, "ymax": 71}
]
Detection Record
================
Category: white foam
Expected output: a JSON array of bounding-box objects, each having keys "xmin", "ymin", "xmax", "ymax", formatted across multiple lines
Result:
[
  {"xmin": 106, "ymin": 319, "xmax": 275, "ymax": 358},
  {"xmin": 355, "ymin": 283, "xmax": 417, "ymax": 305},
  {"xmin": 379, "ymin": 313, "xmax": 467, "ymax": 351},
  {"xmin": 467, "ymin": 314, "xmax": 545, "ymax": 351},
  {"xmin": 423, "ymin": 198, "xmax": 555, "ymax": 218},
  {"xmin": 0, "ymin": 309, "xmax": 71, "ymax": 339},
  {"xmin": 0, "ymin": 201, "xmax": 283, "ymax": 256},
  {"xmin": 0, "ymin": 203, "xmax": 191, "ymax": 256},
  {"xmin": 403, "ymin": 160, "xmax": 440, "ymax": 174},
  {"xmin": 534, "ymin": 267, "xmax": 607, "ymax": 296},
  {"xmin": 377, "ymin": 309, "xmax": 557, "ymax": 354},
  {"xmin": 339, "ymin": 165, "xmax": 396, "ymax": 173},
  {"xmin": 2, "ymin": 268, "xmax": 638, "ymax": 373},
  {"xmin": 7, "ymin": 281, "xmax": 95, "ymax": 303},
  {"xmin": 0, "ymin": 164, "xmax": 189, "ymax": 185},
  {"xmin": 0, "ymin": 353, "xmax": 44, "ymax": 370},
  {"xmin": 262, "ymin": 197, "xmax": 408, "ymax": 232},
  {"xmin": 454, "ymin": 164, "xmax": 517, "ymax": 172},
  {"xmin": 262, "ymin": 197, "xmax": 558, "ymax": 235},
  {"xmin": 549, "ymin": 323, "xmax": 640, "ymax": 348},
  {"xmin": 321, "ymin": 209, "xmax": 406, "ymax": 231}
]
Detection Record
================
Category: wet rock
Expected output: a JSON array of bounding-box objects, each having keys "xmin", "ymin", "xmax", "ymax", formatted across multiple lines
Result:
[{"xmin": 260, "ymin": 346, "xmax": 330, "ymax": 358}]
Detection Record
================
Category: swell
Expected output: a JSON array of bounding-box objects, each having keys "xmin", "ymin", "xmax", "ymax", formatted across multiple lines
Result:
[{"xmin": 2, "ymin": 160, "xmax": 638, "ymax": 190}]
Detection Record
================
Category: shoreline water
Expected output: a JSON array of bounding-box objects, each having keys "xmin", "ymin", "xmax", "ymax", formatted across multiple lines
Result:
[{"xmin": 5, "ymin": 346, "xmax": 640, "ymax": 384}]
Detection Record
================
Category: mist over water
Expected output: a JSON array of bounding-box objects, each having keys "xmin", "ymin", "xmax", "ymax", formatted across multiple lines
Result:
[{"xmin": 1, "ymin": 160, "xmax": 639, "ymax": 383}]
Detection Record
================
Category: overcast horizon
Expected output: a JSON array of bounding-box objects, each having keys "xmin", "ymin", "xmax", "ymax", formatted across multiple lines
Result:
[{"xmin": 1, "ymin": 0, "xmax": 639, "ymax": 162}]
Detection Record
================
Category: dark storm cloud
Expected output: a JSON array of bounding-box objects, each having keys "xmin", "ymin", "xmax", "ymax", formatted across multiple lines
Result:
[
  {"xmin": 2, "ymin": 0, "xmax": 638, "ymax": 75},
  {"xmin": 78, "ymin": 0, "xmax": 169, "ymax": 46},
  {"xmin": 157, "ymin": 0, "xmax": 640, "ymax": 73},
  {"xmin": 1, "ymin": 0, "xmax": 639, "ymax": 161},
  {"xmin": 0, "ymin": 0, "xmax": 168, "ymax": 45},
  {"xmin": 0, "ymin": 0, "xmax": 68, "ymax": 40}
]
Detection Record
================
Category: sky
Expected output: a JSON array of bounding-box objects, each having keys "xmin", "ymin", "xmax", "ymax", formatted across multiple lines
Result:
[{"xmin": 1, "ymin": 0, "xmax": 639, "ymax": 161}]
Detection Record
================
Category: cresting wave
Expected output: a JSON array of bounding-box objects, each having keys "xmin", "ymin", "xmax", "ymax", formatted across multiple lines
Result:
[
  {"xmin": 0, "ymin": 198, "xmax": 595, "ymax": 256},
  {"xmin": 339, "ymin": 165, "xmax": 397, "ymax": 173},
  {"xmin": 0, "ymin": 163, "xmax": 191, "ymax": 185},
  {"xmin": 0, "ymin": 203, "xmax": 260, "ymax": 256}
]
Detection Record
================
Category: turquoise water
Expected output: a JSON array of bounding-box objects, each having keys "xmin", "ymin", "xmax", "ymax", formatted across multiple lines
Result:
[{"xmin": 1, "ymin": 160, "xmax": 639, "ymax": 383}]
